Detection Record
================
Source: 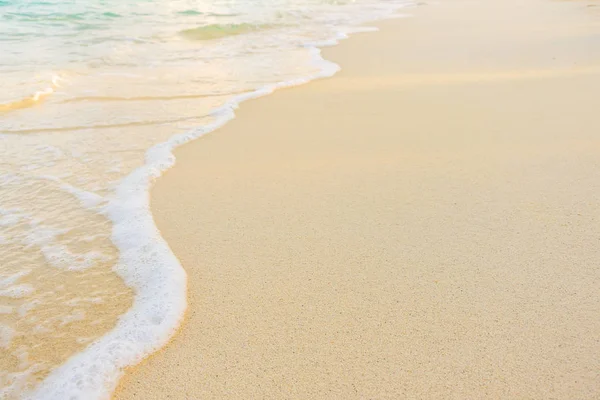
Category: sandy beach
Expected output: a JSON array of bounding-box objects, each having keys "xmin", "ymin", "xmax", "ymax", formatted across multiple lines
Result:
[{"xmin": 115, "ymin": 0, "xmax": 600, "ymax": 398}]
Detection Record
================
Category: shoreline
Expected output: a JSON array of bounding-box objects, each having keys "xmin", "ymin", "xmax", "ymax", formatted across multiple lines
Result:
[
  {"xmin": 19, "ymin": 7, "xmax": 412, "ymax": 400},
  {"xmin": 115, "ymin": 0, "xmax": 600, "ymax": 398}
]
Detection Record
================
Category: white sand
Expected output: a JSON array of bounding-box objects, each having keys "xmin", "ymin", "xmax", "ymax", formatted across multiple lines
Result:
[{"xmin": 115, "ymin": 0, "xmax": 600, "ymax": 398}]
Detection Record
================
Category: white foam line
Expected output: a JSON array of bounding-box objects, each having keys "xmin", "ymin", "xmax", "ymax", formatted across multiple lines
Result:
[{"xmin": 29, "ymin": 4, "xmax": 413, "ymax": 399}]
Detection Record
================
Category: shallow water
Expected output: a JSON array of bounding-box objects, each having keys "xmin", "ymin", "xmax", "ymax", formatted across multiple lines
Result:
[{"xmin": 0, "ymin": 0, "xmax": 410, "ymax": 398}]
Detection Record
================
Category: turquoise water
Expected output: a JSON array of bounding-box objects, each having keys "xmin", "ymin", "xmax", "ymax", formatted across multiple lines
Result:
[
  {"xmin": 1, "ymin": 0, "xmax": 403, "ymax": 106},
  {"xmin": 0, "ymin": 0, "xmax": 410, "ymax": 398}
]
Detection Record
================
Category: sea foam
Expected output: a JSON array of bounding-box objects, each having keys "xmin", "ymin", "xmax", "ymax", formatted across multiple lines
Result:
[
  {"xmin": 25, "ymin": 4, "xmax": 413, "ymax": 400},
  {"xmin": 27, "ymin": 52, "xmax": 339, "ymax": 400}
]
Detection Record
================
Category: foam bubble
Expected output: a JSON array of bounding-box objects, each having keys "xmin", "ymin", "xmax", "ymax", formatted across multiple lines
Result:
[
  {"xmin": 0, "ymin": 324, "xmax": 15, "ymax": 349},
  {"xmin": 23, "ymin": 225, "xmax": 68, "ymax": 247},
  {"xmin": 39, "ymin": 175, "xmax": 106, "ymax": 209},
  {"xmin": 18, "ymin": 300, "xmax": 40, "ymax": 318},
  {"xmin": 0, "ymin": 305, "xmax": 14, "ymax": 315},
  {"xmin": 59, "ymin": 310, "xmax": 86, "ymax": 326},
  {"xmin": 0, "ymin": 212, "xmax": 22, "ymax": 227},
  {"xmin": 0, "ymin": 270, "xmax": 32, "ymax": 289},
  {"xmin": 0, "ymin": 367, "xmax": 39, "ymax": 400},
  {"xmin": 0, "ymin": 174, "xmax": 24, "ymax": 186},
  {"xmin": 0, "ymin": 285, "xmax": 35, "ymax": 299},
  {"xmin": 41, "ymin": 245, "xmax": 110, "ymax": 271}
]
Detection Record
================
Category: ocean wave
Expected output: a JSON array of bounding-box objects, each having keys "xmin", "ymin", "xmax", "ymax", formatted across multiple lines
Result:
[
  {"xmin": 0, "ymin": 76, "xmax": 61, "ymax": 114},
  {"xmin": 176, "ymin": 9, "xmax": 204, "ymax": 16},
  {"xmin": 179, "ymin": 23, "xmax": 275, "ymax": 41},
  {"xmin": 60, "ymin": 90, "xmax": 247, "ymax": 103},
  {"xmin": 0, "ymin": 0, "xmax": 413, "ymax": 397}
]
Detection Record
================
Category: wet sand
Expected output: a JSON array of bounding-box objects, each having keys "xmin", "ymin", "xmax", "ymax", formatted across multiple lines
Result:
[{"xmin": 115, "ymin": 0, "xmax": 600, "ymax": 398}]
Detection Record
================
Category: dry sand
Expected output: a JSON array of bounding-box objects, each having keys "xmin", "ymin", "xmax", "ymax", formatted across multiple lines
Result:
[{"xmin": 115, "ymin": 0, "xmax": 600, "ymax": 398}]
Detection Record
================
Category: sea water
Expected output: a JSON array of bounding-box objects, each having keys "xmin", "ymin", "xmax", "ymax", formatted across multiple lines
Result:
[{"xmin": 0, "ymin": 0, "xmax": 411, "ymax": 398}]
